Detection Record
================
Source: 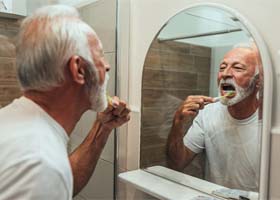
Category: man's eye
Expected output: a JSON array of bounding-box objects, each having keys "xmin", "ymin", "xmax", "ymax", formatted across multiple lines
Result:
[
  {"xmin": 233, "ymin": 65, "xmax": 245, "ymax": 70},
  {"xmin": 219, "ymin": 65, "xmax": 226, "ymax": 70}
]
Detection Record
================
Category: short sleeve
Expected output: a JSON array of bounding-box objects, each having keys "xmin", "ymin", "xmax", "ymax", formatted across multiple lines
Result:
[
  {"xmin": 183, "ymin": 113, "xmax": 206, "ymax": 154},
  {"xmin": 0, "ymin": 158, "xmax": 70, "ymax": 200}
]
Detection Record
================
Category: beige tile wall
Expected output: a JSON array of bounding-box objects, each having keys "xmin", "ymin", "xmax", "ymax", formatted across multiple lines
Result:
[
  {"xmin": 0, "ymin": 17, "xmax": 22, "ymax": 108},
  {"xmin": 117, "ymin": 181, "xmax": 159, "ymax": 200},
  {"xmin": 71, "ymin": 0, "xmax": 117, "ymax": 199},
  {"xmin": 269, "ymin": 133, "xmax": 280, "ymax": 200},
  {"xmin": 140, "ymin": 39, "xmax": 211, "ymax": 178}
]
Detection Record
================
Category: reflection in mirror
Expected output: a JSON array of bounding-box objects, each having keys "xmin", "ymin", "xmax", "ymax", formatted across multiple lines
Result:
[
  {"xmin": 140, "ymin": 5, "xmax": 263, "ymax": 199},
  {"xmin": 0, "ymin": 17, "xmax": 21, "ymax": 108}
]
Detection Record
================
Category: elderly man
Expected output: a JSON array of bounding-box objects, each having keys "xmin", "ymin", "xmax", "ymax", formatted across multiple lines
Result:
[
  {"xmin": 167, "ymin": 44, "xmax": 262, "ymax": 192},
  {"xmin": 0, "ymin": 5, "xmax": 130, "ymax": 200}
]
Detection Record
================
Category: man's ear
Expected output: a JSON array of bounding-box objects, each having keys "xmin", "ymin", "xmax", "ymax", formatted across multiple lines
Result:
[
  {"xmin": 68, "ymin": 56, "xmax": 86, "ymax": 85},
  {"xmin": 254, "ymin": 73, "xmax": 262, "ymax": 91}
]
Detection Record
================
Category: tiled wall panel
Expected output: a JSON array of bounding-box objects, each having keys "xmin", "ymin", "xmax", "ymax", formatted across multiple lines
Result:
[
  {"xmin": 140, "ymin": 39, "xmax": 211, "ymax": 178},
  {"xmin": 72, "ymin": 0, "xmax": 116, "ymax": 199},
  {"xmin": 0, "ymin": 17, "xmax": 21, "ymax": 108}
]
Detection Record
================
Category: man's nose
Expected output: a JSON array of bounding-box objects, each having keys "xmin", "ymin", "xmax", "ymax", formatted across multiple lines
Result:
[
  {"xmin": 105, "ymin": 63, "xmax": 110, "ymax": 72},
  {"xmin": 221, "ymin": 67, "xmax": 233, "ymax": 79},
  {"xmin": 103, "ymin": 60, "xmax": 110, "ymax": 72}
]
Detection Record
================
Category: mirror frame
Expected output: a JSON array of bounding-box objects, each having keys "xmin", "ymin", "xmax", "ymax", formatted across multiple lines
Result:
[
  {"xmin": 116, "ymin": 2, "xmax": 273, "ymax": 199},
  {"xmin": 139, "ymin": 3, "xmax": 273, "ymax": 199}
]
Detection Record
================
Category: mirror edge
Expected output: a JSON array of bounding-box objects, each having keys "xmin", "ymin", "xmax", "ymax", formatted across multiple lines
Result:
[{"xmin": 140, "ymin": 2, "xmax": 274, "ymax": 199}]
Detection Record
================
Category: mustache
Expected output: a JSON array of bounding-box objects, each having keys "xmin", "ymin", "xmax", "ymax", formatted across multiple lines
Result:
[
  {"xmin": 219, "ymin": 79, "xmax": 237, "ymax": 88},
  {"xmin": 105, "ymin": 73, "xmax": 110, "ymax": 83},
  {"xmin": 219, "ymin": 74, "xmax": 258, "ymax": 90}
]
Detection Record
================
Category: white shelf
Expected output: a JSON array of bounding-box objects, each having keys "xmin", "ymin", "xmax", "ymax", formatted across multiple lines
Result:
[
  {"xmin": 118, "ymin": 169, "xmax": 218, "ymax": 200},
  {"xmin": 119, "ymin": 166, "xmax": 259, "ymax": 200},
  {"xmin": 145, "ymin": 166, "xmax": 226, "ymax": 195}
]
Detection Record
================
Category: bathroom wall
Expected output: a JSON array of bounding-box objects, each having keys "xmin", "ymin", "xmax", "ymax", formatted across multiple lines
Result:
[
  {"xmin": 12, "ymin": 0, "xmax": 27, "ymax": 16},
  {"xmin": 140, "ymin": 39, "xmax": 211, "ymax": 178},
  {"xmin": 0, "ymin": 16, "xmax": 21, "ymax": 108},
  {"xmin": 0, "ymin": 0, "xmax": 27, "ymax": 16},
  {"xmin": 58, "ymin": 0, "xmax": 98, "ymax": 7},
  {"xmin": 69, "ymin": 0, "xmax": 117, "ymax": 199},
  {"xmin": 26, "ymin": 0, "xmax": 53, "ymax": 15}
]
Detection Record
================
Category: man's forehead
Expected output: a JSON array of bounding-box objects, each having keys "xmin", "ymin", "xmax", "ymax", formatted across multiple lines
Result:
[
  {"xmin": 223, "ymin": 48, "xmax": 257, "ymax": 62},
  {"xmin": 227, "ymin": 47, "xmax": 252, "ymax": 56},
  {"xmin": 88, "ymin": 34, "xmax": 103, "ymax": 52}
]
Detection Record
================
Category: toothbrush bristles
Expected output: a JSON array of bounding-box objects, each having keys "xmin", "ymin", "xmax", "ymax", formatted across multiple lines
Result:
[
  {"xmin": 106, "ymin": 94, "xmax": 113, "ymax": 105},
  {"xmin": 213, "ymin": 91, "xmax": 236, "ymax": 103}
]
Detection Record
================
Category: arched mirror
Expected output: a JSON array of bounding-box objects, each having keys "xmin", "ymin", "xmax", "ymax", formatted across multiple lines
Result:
[{"xmin": 140, "ymin": 5, "xmax": 270, "ymax": 199}]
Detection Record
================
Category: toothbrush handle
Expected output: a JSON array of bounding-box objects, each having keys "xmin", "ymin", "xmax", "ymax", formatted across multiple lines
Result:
[{"xmin": 213, "ymin": 96, "xmax": 222, "ymax": 103}]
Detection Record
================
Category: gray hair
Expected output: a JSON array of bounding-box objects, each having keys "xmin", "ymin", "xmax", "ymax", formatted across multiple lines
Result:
[
  {"xmin": 233, "ymin": 39, "xmax": 262, "ymax": 75},
  {"xmin": 233, "ymin": 38, "xmax": 256, "ymax": 50},
  {"xmin": 16, "ymin": 5, "xmax": 97, "ymax": 91}
]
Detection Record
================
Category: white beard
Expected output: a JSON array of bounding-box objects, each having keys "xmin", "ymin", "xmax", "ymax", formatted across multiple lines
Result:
[
  {"xmin": 90, "ymin": 73, "xmax": 109, "ymax": 112},
  {"xmin": 219, "ymin": 77, "xmax": 256, "ymax": 106}
]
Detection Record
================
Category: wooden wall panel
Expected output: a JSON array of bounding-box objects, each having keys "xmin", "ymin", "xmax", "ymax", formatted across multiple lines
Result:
[
  {"xmin": 141, "ymin": 39, "xmax": 211, "ymax": 179},
  {"xmin": 0, "ymin": 17, "xmax": 21, "ymax": 108}
]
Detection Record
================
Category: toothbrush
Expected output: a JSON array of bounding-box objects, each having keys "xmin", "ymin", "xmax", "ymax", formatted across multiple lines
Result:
[
  {"xmin": 213, "ymin": 91, "xmax": 236, "ymax": 102},
  {"xmin": 106, "ymin": 93, "xmax": 118, "ymax": 108},
  {"xmin": 107, "ymin": 93, "xmax": 113, "ymax": 105},
  {"xmin": 106, "ymin": 94, "xmax": 113, "ymax": 105}
]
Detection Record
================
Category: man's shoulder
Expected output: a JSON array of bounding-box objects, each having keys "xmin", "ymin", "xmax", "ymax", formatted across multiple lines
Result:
[{"xmin": 0, "ymin": 97, "xmax": 40, "ymax": 126}]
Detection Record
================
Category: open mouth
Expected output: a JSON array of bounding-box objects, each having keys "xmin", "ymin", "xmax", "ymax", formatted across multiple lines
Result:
[{"xmin": 221, "ymin": 83, "xmax": 236, "ymax": 98}]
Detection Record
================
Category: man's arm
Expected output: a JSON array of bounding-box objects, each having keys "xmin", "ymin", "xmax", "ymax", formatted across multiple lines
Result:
[
  {"xmin": 69, "ymin": 97, "xmax": 130, "ymax": 196},
  {"xmin": 167, "ymin": 118, "xmax": 196, "ymax": 171},
  {"xmin": 167, "ymin": 95, "xmax": 213, "ymax": 171}
]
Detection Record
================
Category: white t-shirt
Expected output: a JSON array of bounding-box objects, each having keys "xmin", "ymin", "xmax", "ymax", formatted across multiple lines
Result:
[
  {"xmin": 183, "ymin": 102, "xmax": 261, "ymax": 191},
  {"xmin": 0, "ymin": 96, "xmax": 73, "ymax": 199}
]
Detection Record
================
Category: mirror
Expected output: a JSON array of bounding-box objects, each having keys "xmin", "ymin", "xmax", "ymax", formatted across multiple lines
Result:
[{"xmin": 140, "ymin": 5, "xmax": 263, "ymax": 199}]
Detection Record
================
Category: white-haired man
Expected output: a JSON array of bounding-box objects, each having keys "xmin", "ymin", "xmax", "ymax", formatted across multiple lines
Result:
[
  {"xmin": 167, "ymin": 44, "xmax": 262, "ymax": 192},
  {"xmin": 0, "ymin": 5, "xmax": 130, "ymax": 200}
]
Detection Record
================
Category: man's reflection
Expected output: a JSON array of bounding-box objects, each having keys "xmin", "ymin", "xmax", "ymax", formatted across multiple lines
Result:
[{"xmin": 167, "ymin": 43, "xmax": 262, "ymax": 192}]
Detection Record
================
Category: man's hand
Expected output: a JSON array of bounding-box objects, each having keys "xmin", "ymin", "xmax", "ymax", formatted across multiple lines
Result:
[
  {"xmin": 174, "ymin": 95, "xmax": 214, "ymax": 124},
  {"xmin": 167, "ymin": 95, "xmax": 213, "ymax": 170},
  {"xmin": 96, "ymin": 96, "xmax": 131, "ymax": 131}
]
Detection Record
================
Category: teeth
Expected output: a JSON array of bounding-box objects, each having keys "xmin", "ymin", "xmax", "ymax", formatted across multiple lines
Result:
[{"xmin": 221, "ymin": 84, "xmax": 235, "ymax": 91}]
